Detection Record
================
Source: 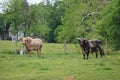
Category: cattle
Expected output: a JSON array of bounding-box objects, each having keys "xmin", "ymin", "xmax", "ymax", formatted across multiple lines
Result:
[
  {"xmin": 22, "ymin": 37, "xmax": 42, "ymax": 57},
  {"xmin": 77, "ymin": 38, "xmax": 104, "ymax": 59}
]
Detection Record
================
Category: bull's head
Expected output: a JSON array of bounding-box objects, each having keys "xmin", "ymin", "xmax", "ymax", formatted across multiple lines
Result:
[
  {"xmin": 77, "ymin": 38, "xmax": 88, "ymax": 47},
  {"xmin": 22, "ymin": 37, "xmax": 32, "ymax": 45},
  {"xmin": 22, "ymin": 37, "xmax": 26, "ymax": 45},
  {"xmin": 25, "ymin": 37, "xmax": 32, "ymax": 44}
]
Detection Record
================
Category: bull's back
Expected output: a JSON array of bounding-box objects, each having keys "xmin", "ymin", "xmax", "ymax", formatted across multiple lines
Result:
[
  {"xmin": 89, "ymin": 39, "xmax": 102, "ymax": 47},
  {"xmin": 32, "ymin": 38, "xmax": 42, "ymax": 46}
]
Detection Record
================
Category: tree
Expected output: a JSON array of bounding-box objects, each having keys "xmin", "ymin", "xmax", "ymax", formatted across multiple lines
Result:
[
  {"xmin": 22, "ymin": 0, "xmax": 30, "ymax": 35},
  {"xmin": 97, "ymin": 0, "xmax": 120, "ymax": 50},
  {"xmin": 0, "ymin": 13, "xmax": 12, "ymax": 40},
  {"xmin": 55, "ymin": 0, "xmax": 83, "ymax": 43},
  {"xmin": 28, "ymin": 3, "xmax": 51, "ymax": 41},
  {"xmin": 55, "ymin": 0, "xmax": 108, "ymax": 43},
  {"xmin": 41, "ymin": 0, "xmax": 65, "ymax": 42},
  {"xmin": 2, "ymin": 0, "xmax": 26, "ymax": 54}
]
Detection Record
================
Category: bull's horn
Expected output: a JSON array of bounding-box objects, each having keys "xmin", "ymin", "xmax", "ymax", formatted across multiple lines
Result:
[{"xmin": 77, "ymin": 38, "xmax": 80, "ymax": 40}]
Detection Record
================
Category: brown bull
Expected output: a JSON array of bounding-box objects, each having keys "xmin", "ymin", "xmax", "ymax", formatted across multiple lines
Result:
[
  {"xmin": 22, "ymin": 37, "xmax": 42, "ymax": 57},
  {"xmin": 77, "ymin": 38, "xmax": 104, "ymax": 59}
]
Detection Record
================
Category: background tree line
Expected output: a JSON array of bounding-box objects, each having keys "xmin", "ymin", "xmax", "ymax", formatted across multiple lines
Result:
[{"xmin": 0, "ymin": 0, "xmax": 120, "ymax": 50}]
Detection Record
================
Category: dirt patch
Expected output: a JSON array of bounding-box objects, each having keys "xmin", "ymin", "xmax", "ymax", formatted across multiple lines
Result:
[{"xmin": 63, "ymin": 76, "xmax": 74, "ymax": 80}]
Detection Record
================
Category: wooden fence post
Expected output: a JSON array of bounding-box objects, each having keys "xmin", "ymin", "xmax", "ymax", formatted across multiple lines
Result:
[{"xmin": 64, "ymin": 40, "xmax": 67, "ymax": 54}]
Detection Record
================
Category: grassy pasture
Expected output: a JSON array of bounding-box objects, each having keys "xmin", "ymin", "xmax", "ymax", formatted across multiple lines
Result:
[{"xmin": 0, "ymin": 40, "xmax": 120, "ymax": 80}]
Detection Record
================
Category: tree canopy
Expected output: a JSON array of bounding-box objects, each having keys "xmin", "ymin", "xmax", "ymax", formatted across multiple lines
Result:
[
  {"xmin": 0, "ymin": 0, "xmax": 120, "ymax": 50},
  {"xmin": 97, "ymin": 0, "xmax": 120, "ymax": 49}
]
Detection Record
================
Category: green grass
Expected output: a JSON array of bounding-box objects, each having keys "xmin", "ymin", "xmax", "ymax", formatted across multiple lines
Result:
[{"xmin": 0, "ymin": 40, "xmax": 120, "ymax": 80}]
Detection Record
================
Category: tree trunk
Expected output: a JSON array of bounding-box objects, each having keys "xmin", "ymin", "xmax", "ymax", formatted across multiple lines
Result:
[
  {"xmin": 15, "ymin": 33, "xmax": 18, "ymax": 55},
  {"xmin": 64, "ymin": 40, "xmax": 67, "ymax": 54},
  {"xmin": 105, "ymin": 39, "xmax": 109, "ymax": 54}
]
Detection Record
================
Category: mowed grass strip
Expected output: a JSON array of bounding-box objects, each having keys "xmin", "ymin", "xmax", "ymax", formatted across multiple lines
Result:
[{"xmin": 0, "ymin": 40, "xmax": 120, "ymax": 80}]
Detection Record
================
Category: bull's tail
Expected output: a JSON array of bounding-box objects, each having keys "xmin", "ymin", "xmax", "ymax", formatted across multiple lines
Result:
[
  {"xmin": 96, "ymin": 40, "xmax": 105, "ymax": 56},
  {"xmin": 98, "ymin": 46, "xmax": 105, "ymax": 57},
  {"xmin": 40, "ymin": 44, "xmax": 42, "ymax": 48}
]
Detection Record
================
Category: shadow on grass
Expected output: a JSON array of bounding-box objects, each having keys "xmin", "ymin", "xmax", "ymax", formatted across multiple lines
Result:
[
  {"xmin": 103, "ymin": 67, "xmax": 112, "ymax": 70},
  {"xmin": 1, "ymin": 50, "xmax": 20, "ymax": 55}
]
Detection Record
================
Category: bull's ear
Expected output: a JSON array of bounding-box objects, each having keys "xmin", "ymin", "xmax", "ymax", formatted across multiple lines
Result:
[
  {"xmin": 84, "ymin": 39, "xmax": 88, "ymax": 44},
  {"xmin": 77, "ymin": 38, "xmax": 81, "ymax": 41},
  {"xmin": 28, "ymin": 38, "xmax": 32, "ymax": 43},
  {"xmin": 77, "ymin": 38, "xmax": 80, "ymax": 40},
  {"xmin": 25, "ymin": 39, "xmax": 28, "ymax": 43},
  {"xmin": 22, "ymin": 37, "xmax": 25, "ymax": 41},
  {"xmin": 27, "ymin": 38, "xmax": 32, "ymax": 43},
  {"xmin": 25, "ymin": 37, "xmax": 32, "ymax": 43}
]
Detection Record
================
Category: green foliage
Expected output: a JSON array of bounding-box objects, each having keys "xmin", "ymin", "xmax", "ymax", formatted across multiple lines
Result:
[
  {"xmin": 0, "ymin": 0, "xmax": 120, "ymax": 51},
  {"xmin": 55, "ymin": 0, "xmax": 85, "ymax": 42},
  {"xmin": 41, "ymin": 0, "xmax": 65, "ymax": 42},
  {"xmin": 0, "ymin": 0, "xmax": 51, "ymax": 41},
  {"xmin": 23, "ymin": 2, "xmax": 51, "ymax": 40},
  {"xmin": 55, "ymin": 0, "xmax": 106, "ymax": 42},
  {"xmin": 3, "ymin": 0, "xmax": 24, "ymax": 34},
  {"xmin": 28, "ymin": 3, "xmax": 51, "ymax": 40},
  {"xmin": 0, "ymin": 14, "xmax": 4, "ymax": 35},
  {"xmin": 97, "ymin": 0, "xmax": 120, "ymax": 49},
  {"xmin": 0, "ymin": 0, "xmax": 65, "ymax": 42}
]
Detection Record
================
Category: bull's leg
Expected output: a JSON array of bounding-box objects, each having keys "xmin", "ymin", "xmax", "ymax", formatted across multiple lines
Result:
[
  {"xmin": 95, "ymin": 50, "xmax": 98, "ymax": 58},
  {"xmin": 86, "ymin": 52, "xmax": 89, "ymax": 60},
  {"xmin": 83, "ymin": 54, "xmax": 85, "ymax": 60},
  {"xmin": 37, "ymin": 49, "xmax": 40, "ymax": 57},
  {"xmin": 37, "ymin": 47, "xmax": 42, "ymax": 57},
  {"xmin": 100, "ymin": 49, "xmax": 105, "ymax": 58},
  {"xmin": 98, "ymin": 46, "xmax": 105, "ymax": 58},
  {"xmin": 25, "ymin": 50, "xmax": 28, "ymax": 55},
  {"xmin": 96, "ymin": 52, "xmax": 98, "ymax": 58},
  {"xmin": 40, "ymin": 47, "xmax": 42, "ymax": 56},
  {"xmin": 100, "ymin": 51, "xmax": 103, "ymax": 58},
  {"xmin": 25, "ymin": 50, "xmax": 28, "ymax": 57},
  {"xmin": 28, "ymin": 50, "xmax": 31, "ymax": 57}
]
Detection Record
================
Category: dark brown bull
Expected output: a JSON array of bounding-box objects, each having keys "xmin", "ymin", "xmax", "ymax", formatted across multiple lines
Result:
[{"xmin": 77, "ymin": 38, "xmax": 104, "ymax": 59}]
